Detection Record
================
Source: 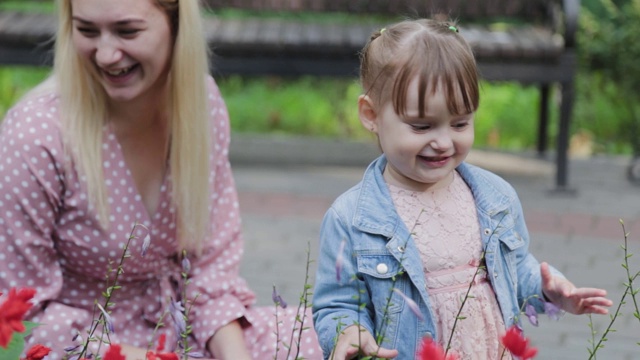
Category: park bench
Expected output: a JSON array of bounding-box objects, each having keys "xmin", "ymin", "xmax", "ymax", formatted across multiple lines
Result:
[{"xmin": 0, "ymin": 0, "xmax": 580, "ymax": 191}]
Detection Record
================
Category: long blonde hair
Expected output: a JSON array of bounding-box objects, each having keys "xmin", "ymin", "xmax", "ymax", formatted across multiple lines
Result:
[{"xmin": 52, "ymin": 0, "xmax": 211, "ymax": 253}]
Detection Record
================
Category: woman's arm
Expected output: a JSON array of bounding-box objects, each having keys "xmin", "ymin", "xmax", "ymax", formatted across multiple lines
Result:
[{"xmin": 206, "ymin": 320, "xmax": 252, "ymax": 360}]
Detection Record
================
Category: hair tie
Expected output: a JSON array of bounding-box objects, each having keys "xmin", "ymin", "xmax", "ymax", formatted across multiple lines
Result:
[
  {"xmin": 448, "ymin": 25, "xmax": 458, "ymax": 33},
  {"xmin": 380, "ymin": 27, "xmax": 386, "ymax": 34}
]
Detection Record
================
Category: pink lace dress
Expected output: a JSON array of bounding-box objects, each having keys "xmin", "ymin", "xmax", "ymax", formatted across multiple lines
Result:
[{"xmin": 389, "ymin": 171, "xmax": 511, "ymax": 359}]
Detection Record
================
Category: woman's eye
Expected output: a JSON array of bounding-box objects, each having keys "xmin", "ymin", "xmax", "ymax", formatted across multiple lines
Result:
[
  {"xmin": 77, "ymin": 27, "xmax": 98, "ymax": 36},
  {"xmin": 118, "ymin": 29, "xmax": 140, "ymax": 36}
]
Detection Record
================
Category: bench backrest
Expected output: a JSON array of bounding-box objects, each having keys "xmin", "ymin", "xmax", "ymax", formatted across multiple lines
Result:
[{"xmin": 203, "ymin": 0, "xmax": 556, "ymax": 22}]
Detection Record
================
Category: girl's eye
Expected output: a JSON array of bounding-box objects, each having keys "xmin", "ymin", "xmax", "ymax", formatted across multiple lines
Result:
[
  {"xmin": 453, "ymin": 122, "xmax": 469, "ymax": 129},
  {"xmin": 410, "ymin": 124, "xmax": 431, "ymax": 131}
]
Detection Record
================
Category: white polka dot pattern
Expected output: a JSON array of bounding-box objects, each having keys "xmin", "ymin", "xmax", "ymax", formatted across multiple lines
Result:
[{"xmin": 0, "ymin": 76, "xmax": 321, "ymax": 359}]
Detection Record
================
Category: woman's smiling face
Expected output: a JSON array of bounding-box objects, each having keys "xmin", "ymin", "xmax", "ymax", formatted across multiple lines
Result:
[{"xmin": 71, "ymin": 0, "xmax": 174, "ymax": 105}]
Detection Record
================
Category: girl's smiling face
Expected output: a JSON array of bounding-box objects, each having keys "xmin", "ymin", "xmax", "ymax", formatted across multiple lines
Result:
[
  {"xmin": 363, "ymin": 77, "xmax": 475, "ymax": 192},
  {"xmin": 71, "ymin": 0, "xmax": 173, "ymax": 105}
]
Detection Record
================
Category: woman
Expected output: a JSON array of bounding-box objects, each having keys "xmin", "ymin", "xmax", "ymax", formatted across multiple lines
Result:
[{"xmin": 0, "ymin": 0, "xmax": 320, "ymax": 359}]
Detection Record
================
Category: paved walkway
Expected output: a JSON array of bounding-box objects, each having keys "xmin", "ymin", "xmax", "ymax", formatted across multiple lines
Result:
[{"xmin": 230, "ymin": 135, "xmax": 640, "ymax": 359}]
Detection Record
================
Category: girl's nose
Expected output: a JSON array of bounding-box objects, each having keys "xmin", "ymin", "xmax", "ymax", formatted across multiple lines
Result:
[
  {"xmin": 94, "ymin": 38, "xmax": 123, "ymax": 67},
  {"xmin": 430, "ymin": 129, "xmax": 453, "ymax": 150}
]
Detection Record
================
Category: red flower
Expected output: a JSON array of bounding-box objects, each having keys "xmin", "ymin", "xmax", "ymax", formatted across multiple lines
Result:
[
  {"xmin": 103, "ymin": 344, "xmax": 126, "ymax": 360},
  {"xmin": 146, "ymin": 334, "xmax": 179, "ymax": 360},
  {"xmin": 501, "ymin": 326, "xmax": 538, "ymax": 359},
  {"xmin": 416, "ymin": 336, "xmax": 459, "ymax": 360},
  {"xmin": 22, "ymin": 344, "xmax": 52, "ymax": 360},
  {"xmin": 0, "ymin": 287, "xmax": 36, "ymax": 348}
]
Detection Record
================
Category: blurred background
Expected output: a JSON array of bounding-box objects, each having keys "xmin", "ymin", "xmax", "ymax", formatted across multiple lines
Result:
[{"xmin": 1, "ymin": 0, "xmax": 639, "ymax": 161}]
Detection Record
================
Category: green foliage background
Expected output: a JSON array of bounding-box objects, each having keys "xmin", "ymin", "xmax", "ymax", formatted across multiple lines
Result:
[
  {"xmin": 576, "ymin": 0, "xmax": 640, "ymax": 155},
  {"xmin": 1, "ymin": 0, "xmax": 638, "ymax": 155}
]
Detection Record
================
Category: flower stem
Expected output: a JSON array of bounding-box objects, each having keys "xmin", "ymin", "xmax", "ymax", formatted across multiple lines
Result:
[
  {"xmin": 587, "ymin": 220, "xmax": 640, "ymax": 359},
  {"xmin": 285, "ymin": 241, "xmax": 313, "ymax": 360},
  {"xmin": 444, "ymin": 251, "xmax": 485, "ymax": 355},
  {"xmin": 75, "ymin": 223, "xmax": 141, "ymax": 359}
]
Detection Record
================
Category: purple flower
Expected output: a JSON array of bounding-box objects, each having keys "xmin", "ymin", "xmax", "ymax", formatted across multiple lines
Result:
[
  {"xmin": 336, "ymin": 238, "xmax": 346, "ymax": 283},
  {"xmin": 170, "ymin": 299, "xmax": 187, "ymax": 334},
  {"xmin": 96, "ymin": 303, "xmax": 115, "ymax": 333},
  {"xmin": 271, "ymin": 285, "xmax": 288, "ymax": 308},
  {"xmin": 544, "ymin": 301, "xmax": 563, "ymax": 320},
  {"xmin": 392, "ymin": 288, "xmax": 424, "ymax": 321},
  {"xmin": 141, "ymin": 233, "xmax": 151, "ymax": 256},
  {"xmin": 64, "ymin": 344, "xmax": 81, "ymax": 353},
  {"xmin": 182, "ymin": 256, "xmax": 191, "ymax": 274},
  {"xmin": 525, "ymin": 303, "xmax": 538, "ymax": 327},
  {"xmin": 72, "ymin": 330, "xmax": 82, "ymax": 343}
]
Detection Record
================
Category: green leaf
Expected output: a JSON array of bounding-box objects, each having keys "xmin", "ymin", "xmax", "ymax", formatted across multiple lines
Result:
[{"xmin": 0, "ymin": 321, "xmax": 40, "ymax": 359}]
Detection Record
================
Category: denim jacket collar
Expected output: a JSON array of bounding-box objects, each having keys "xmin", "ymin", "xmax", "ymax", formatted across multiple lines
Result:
[{"xmin": 352, "ymin": 155, "xmax": 514, "ymax": 238}]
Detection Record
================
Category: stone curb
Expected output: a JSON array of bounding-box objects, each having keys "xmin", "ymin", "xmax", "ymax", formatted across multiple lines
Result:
[{"xmin": 229, "ymin": 133, "xmax": 554, "ymax": 177}]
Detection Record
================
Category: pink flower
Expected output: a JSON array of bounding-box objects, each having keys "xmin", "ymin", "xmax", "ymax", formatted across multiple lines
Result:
[
  {"xmin": 146, "ymin": 334, "xmax": 180, "ymax": 360},
  {"xmin": 103, "ymin": 344, "xmax": 126, "ymax": 360},
  {"xmin": 0, "ymin": 287, "xmax": 36, "ymax": 348},
  {"xmin": 416, "ymin": 336, "xmax": 459, "ymax": 360},
  {"xmin": 22, "ymin": 344, "xmax": 52, "ymax": 360},
  {"xmin": 501, "ymin": 325, "xmax": 538, "ymax": 359}
]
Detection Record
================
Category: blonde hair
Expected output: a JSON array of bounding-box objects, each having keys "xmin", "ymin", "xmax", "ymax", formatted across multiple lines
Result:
[
  {"xmin": 52, "ymin": 0, "xmax": 211, "ymax": 253},
  {"xmin": 360, "ymin": 19, "xmax": 479, "ymax": 117}
]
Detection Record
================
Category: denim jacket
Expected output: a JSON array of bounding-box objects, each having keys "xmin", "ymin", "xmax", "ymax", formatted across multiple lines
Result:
[{"xmin": 312, "ymin": 155, "xmax": 560, "ymax": 359}]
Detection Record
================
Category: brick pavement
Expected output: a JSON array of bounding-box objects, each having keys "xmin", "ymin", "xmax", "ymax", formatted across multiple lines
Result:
[{"xmin": 231, "ymin": 144, "xmax": 640, "ymax": 359}]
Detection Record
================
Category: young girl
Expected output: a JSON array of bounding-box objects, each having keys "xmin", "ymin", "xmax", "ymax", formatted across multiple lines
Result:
[{"xmin": 312, "ymin": 19, "xmax": 612, "ymax": 359}]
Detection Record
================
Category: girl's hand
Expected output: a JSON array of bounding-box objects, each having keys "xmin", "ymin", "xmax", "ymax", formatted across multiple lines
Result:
[
  {"xmin": 331, "ymin": 325, "xmax": 398, "ymax": 360},
  {"xmin": 540, "ymin": 262, "xmax": 613, "ymax": 315}
]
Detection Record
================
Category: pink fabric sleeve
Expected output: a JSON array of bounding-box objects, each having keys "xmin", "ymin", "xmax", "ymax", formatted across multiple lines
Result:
[
  {"xmin": 0, "ymin": 94, "xmax": 69, "ymax": 322},
  {"xmin": 186, "ymin": 76, "xmax": 257, "ymax": 348}
]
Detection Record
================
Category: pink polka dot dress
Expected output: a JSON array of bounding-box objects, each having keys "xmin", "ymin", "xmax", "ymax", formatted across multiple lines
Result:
[{"xmin": 0, "ymin": 76, "xmax": 321, "ymax": 360}]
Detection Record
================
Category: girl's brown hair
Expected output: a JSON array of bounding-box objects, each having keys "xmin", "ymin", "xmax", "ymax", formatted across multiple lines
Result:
[{"xmin": 360, "ymin": 19, "xmax": 479, "ymax": 117}]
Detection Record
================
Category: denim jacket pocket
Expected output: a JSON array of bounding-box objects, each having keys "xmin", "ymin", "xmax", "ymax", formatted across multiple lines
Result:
[
  {"xmin": 498, "ymin": 228, "xmax": 525, "ymax": 251},
  {"xmin": 498, "ymin": 228, "xmax": 526, "ymax": 284},
  {"xmin": 356, "ymin": 253, "xmax": 407, "ymax": 347},
  {"xmin": 356, "ymin": 253, "xmax": 406, "ymax": 314}
]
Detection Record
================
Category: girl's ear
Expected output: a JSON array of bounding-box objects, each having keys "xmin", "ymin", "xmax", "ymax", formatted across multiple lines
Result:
[{"xmin": 358, "ymin": 94, "xmax": 378, "ymax": 133}]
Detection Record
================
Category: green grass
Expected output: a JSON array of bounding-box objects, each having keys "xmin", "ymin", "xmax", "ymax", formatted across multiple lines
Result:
[
  {"xmin": 0, "ymin": 1, "xmax": 54, "ymax": 13},
  {"xmin": 0, "ymin": 66, "xmax": 633, "ymax": 155},
  {"xmin": 0, "ymin": 67, "xmax": 50, "ymax": 117}
]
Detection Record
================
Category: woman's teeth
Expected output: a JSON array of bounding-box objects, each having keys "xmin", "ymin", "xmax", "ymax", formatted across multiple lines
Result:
[{"xmin": 106, "ymin": 65, "xmax": 134, "ymax": 76}]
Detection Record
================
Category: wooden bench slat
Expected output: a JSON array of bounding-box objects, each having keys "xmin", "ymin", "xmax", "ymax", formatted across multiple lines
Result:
[
  {"xmin": 203, "ymin": 17, "xmax": 563, "ymax": 61},
  {"xmin": 0, "ymin": 11, "xmax": 564, "ymax": 62}
]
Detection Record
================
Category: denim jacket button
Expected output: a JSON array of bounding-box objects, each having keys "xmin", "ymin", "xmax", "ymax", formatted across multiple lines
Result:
[
  {"xmin": 376, "ymin": 263, "xmax": 389, "ymax": 274},
  {"xmin": 397, "ymin": 246, "xmax": 405, "ymax": 253},
  {"xmin": 493, "ymin": 272, "xmax": 498, "ymax": 278},
  {"xmin": 483, "ymin": 228, "xmax": 491, "ymax": 235}
]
